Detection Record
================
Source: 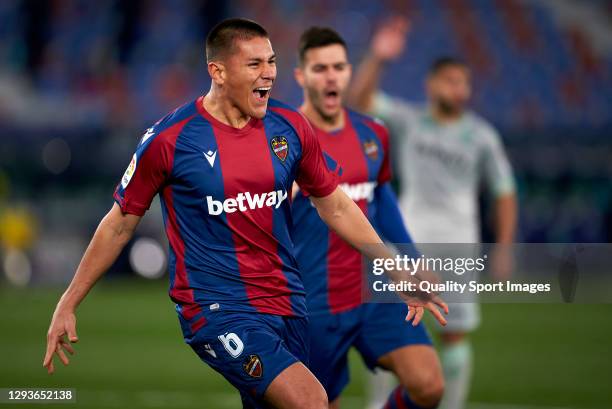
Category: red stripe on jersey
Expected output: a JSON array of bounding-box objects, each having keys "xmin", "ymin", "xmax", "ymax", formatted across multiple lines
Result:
[
  {"xmin": 315, "ymin": 113, "xmax": 370, "ymax": 314},
  {"xmin": 191, "ymin": 316, "xmax": 207, "ymax": 334},
  {"xmin": 394, "ymin": 386, "xmax": 408, "ymax": 409},
  {"xmin": 209, "ymin": 117, "xmax": 293, "ymax": 316}
]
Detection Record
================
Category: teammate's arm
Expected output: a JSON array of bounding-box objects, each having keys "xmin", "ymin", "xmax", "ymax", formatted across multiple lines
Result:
[{"xmin": 43, "ymin": 204, "xmax": 140, "ymax": 374}]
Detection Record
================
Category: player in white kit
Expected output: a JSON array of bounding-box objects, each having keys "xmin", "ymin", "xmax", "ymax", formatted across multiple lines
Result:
[{"xmin": 350, "ymin": 17, "xmax": 518, "ymax": 409}]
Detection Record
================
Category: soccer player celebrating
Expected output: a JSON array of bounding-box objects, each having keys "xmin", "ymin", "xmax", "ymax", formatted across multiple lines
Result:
[
  {"xmin": 350, "ymin": 17, "xmax": 518, "ymax": 409},
  {"xmin": 292, "ymin": 27, "xmax": 445, "ymax": 409},
  {"xmin": 42, "ymin": 18, "xmax": 447, "ymax": 409}
]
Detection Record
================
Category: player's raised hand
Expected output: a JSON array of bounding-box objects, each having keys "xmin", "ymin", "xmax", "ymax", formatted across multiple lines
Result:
[
  {"xmin": 43, "ymin": 308, "xmax": 78, "ymax": 374},
  {"xmin": 371, "ymin": 16, "xmax": 410, "ymax": 62}
]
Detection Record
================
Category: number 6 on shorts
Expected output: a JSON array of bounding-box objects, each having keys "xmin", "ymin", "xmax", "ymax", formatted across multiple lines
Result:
[{"xmin": 218, "ymin": 332, "xmax": 244, "ymax": 358}]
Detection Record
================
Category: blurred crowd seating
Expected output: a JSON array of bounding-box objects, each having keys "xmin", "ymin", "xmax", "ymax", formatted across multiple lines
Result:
[{"xmin": 0, "ymin": 0, "xmax": 610, "ymax": 276}]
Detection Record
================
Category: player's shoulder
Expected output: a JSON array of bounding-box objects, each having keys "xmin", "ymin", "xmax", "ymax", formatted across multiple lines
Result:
[
  {"xmin": 267, "ymin": 98, "xmax": 296, "ymax": 112},
  {"xmin": 139, "ymin": 99, "xmax": 200, "ymax": 147},
  {"xmin": 465, "ymin": 111, "xmax": 501, "ymax": 142},
  {"xmin": 346, "ymin": 108, "xmax": 389, "ymax": 140},
  {"xmin": 347, "ymin": 108, "xmax": 384, "ymax": 128},
  {"xmin": 266, "ymin": 99, "xmax": 306, "ymax": 124},
  {"xmin": 266, "ymin": 98, "xmax": 311, "ymax": 138}
]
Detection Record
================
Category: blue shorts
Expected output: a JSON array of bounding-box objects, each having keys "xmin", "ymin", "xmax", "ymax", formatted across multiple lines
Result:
[
  {"xmin": 308, "ymin": 303, "xmax": 432, "ymax": 401},
  {"xmin": 179, "ymin": 309, "xmax": 308, "ymax": 408}
]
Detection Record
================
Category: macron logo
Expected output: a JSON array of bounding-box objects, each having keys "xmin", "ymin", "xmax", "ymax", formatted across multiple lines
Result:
[
  {"xmin": 140, "ymin": 127, "xmax": 155, "ymax": 145},
  {"xmin": 206, "ymin": 190, "xmax": 288, "ymax": 215},
  {"xmin": 204, "ymin": 150, "xmax": 217, "ymax": 167}
]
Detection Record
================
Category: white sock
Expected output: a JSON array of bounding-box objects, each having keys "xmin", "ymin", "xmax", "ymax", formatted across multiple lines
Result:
[
  {"xmin": 365, "ymin": 369, "xmax": 396, "ymax": 409},
  {"xmin": 439, "ymin": 341, "xmax": 472, "ymax": 409}
]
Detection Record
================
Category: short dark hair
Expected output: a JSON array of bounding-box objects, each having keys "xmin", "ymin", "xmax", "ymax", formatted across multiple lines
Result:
[
  {"xmin": 428, "ymin": 56, "xmax": 468, "ymax": 76},
  {"xmin": 298, "ymin": 26, "xmax": 347, "ymax": 65},
  {"xmin": 206, "ymin": 18, "xmax": 268, "ymax": 62}
]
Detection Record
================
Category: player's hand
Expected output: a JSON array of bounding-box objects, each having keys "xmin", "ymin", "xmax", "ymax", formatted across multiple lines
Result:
[
  {"xmin": 396, "ymin": 268, "xmax": 448, "ymax": 327},
  {"xmin": 371, "ymin": 16, "xmax": 410, "ymax": 62},
  {"xmin": 43, "ymin": 307, "xmax": 78, "ymax": 374},
  {"xmin": 404, "ymin": 294, "xmax": 448, "ymax": 327}
]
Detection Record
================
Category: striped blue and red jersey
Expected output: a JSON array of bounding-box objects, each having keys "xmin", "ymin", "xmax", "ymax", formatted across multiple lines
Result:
[
  {"xmin": 113, "ymin": 97, "xmax": 338, "ymax": 330},
  {"xmin": 291, "ymin": 109, "xmax": 392, "ymax": 315}
]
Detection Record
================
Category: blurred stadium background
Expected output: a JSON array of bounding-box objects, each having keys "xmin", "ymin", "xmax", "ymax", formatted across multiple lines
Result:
[{"xmin": 0, "ymin": 0, "xmax": 610, "ymax": 408}]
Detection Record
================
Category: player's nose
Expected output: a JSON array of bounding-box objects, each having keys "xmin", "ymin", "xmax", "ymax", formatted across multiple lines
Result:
[
  {"xmin": 325, "ymin": 71, "xmax": 339, "ymax": 84},
  {"xmin": 261, "ymin": 63, "xmax": 276, "ymax": 81}
]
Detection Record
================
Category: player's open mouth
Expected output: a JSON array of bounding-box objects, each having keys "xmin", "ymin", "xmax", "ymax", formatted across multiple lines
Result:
[
  {"xmin": 253, "ymin": 87, "xmax": 271, "ymax": 102},
  {"xmin": 323, "ymin": 89, "xmax": 340, "ymax": 106}
]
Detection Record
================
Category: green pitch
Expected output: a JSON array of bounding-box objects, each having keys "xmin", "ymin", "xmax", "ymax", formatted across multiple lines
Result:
[{"xmin": 0, "ymin": 279, "xmax": 610, "ymax": 409}]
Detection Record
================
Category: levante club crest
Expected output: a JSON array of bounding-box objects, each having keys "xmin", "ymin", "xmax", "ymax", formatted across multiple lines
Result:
[
  {"xmin": 363, "ymin": 140, "xmax": 379, "ymax": 161},
  {"xmin": 271, "ymin": 136, "xmax": 289, "ymax": 161},
  {"xmin": 243, "ymin": 354, "xmax": 263, "ymax": 378}
]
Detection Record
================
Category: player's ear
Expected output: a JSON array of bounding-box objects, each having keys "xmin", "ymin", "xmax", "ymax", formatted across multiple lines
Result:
[
  {"xmin": 294, "ymin": 66, "xmax": 305, "ymax": 88},
  {"xmin": 208, "ymin": 61, "xmax": 226, "ymax": 85}
]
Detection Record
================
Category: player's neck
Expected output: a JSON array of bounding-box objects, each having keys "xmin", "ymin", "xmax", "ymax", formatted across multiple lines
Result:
[
  {"xmin": 300, "ymin": 101, "xmax": 344, "ymax": 133},
  {"xmin": 202, "ymin": 90, "xmax": 252, "ymax": 129},
  {"xmin": 430, "ymin": 105, "xmax": 463, "ymax": 125}
]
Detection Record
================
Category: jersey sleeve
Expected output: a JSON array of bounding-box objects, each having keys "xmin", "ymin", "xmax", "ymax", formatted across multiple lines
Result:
[
  {"xmin": 113, "ymin": 126, "xmax": 174, "ymax": 216},
  {"xmin": 295, "ymin": 115, "xmax": 339, "ymax": 198},
  {"xmin": 372, "ymin": 183, "xmax": 421, "ymax": 258},
  {"xmin": 479, "ymin": 123, "xmax": 516, "ymax": 197}
]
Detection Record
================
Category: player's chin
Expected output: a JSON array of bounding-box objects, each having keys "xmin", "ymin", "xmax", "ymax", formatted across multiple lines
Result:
[
  {"xmin": 320, "ymin": 105, "xmax": 341, "ymax": 121},
  {"xmin": 248, "ymin": 99, "xmax": 269, "ymax": 119}
]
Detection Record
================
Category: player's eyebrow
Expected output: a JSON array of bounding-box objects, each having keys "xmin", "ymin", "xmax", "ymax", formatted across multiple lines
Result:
[{"xmin": 247, "ymin": 54, "xmax": 276, "ymax": 63}]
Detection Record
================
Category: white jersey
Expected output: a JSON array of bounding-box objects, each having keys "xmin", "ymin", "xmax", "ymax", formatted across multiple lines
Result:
[{"xmin": 372, "ymin": 93, "xmax": 515, "ymax": 243}]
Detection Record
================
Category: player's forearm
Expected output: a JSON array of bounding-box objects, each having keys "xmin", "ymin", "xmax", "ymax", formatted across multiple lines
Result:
[
  {"xmin": 311, "ymin": 187, "xmax": 392, "ymax": 261},
  {"xmin": 494, "ymin": 194, "xmax": 517, "ymax": 244},
  {"xmin": 374, "ymin": 183, "xmax": 413, "ymax": 244},
  {"xmin": 348, "ymin": 54, "xmax": 385, "ymax": 112},
  {"xmin": 57, "ymin": 205, "xmax": 138, "ymax": 312}
]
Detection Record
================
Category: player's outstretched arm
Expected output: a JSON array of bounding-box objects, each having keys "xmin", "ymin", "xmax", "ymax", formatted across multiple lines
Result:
[
  {"xmin": 310, "ymin": 187, "xmax": 447, "ymax": 326},
  {"xmin": 348, "ymin": 16, "xmax": 410, "ymax": 112},
  {"xmin": 43, "ymin": 203, "xmax": 141, "ymax": 374}
]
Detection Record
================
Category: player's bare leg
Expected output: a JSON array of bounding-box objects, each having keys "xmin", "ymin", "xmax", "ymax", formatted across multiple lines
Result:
[
  {"xmin": 378, "ymin": 344, "xmax": 444, "ymax": 408},
  {"xmin": 264, "ymin": 362, "xmax": 328, "ymax": 409},
  {"xmin": 439, "ymin": 332, "xmax": 471, "ymax": 409}
]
